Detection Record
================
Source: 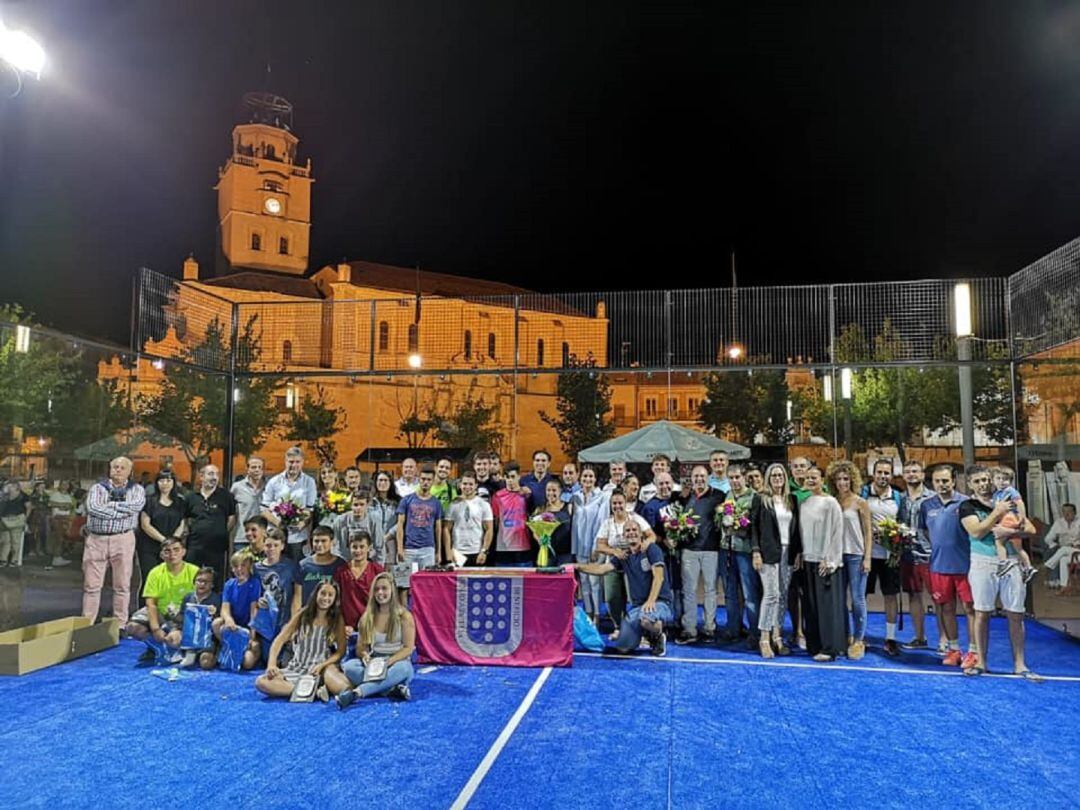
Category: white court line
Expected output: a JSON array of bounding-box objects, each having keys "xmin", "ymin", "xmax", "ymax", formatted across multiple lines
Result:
[
  {"xmin": 450, "ymin": 666, "xmax": 553, "ymax": 809},
  {"xmin": 575, "ymin": 652, "xmax": 1080, "ymax": 683}
]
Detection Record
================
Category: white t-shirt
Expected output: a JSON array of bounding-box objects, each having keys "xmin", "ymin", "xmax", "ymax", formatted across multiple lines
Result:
[
  {"xmin": 774, "ymin": 500, "xmax": 793, "ymax": 547},
  {"xmin": 866, "ymin": 488, "xmax": 899, "ymax": 560},
  {"xmin": 446, "ymin": 497, "xmax": 493, "ymax": 555},
  {"xmin": 597, "ymin": 512, "xmax": 651, "ymax": 550}
]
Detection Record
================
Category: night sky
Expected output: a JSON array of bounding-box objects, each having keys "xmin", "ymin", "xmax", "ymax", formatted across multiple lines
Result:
[{"xmin": 2, "ymin": 1, "xmax": 1080, "ymax": 345}]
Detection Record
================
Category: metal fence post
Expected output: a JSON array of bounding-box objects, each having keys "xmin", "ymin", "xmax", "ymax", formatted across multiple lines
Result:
[{"xmin": 224, "ymin": 300, "xmax": 239, "ymax": 484}]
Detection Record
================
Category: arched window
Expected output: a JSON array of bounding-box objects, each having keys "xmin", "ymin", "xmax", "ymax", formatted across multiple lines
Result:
[
  {"xmin": 562, "ymin": 342, "xmax": 570, "ymax": 367},
  {"xmin": 264, "ymin": 144, "xmax": 277, "ymax": 160},
  {"xmin": 251, "ymin": 232, "xmax": 261, "ymax": 251},
  {"xmin": 488, "ymin": 333, "xmax": 496, "ymax": 359},
  {"xmin": 282, "ymin": 340, "xmax": 293, "ymax": 362},
  {"xmin": 408, "ymin": 323, "xmax": 418, "ymax": 353},
  {"xmin": 536, "ymin": 339, "xmax": 545, "ymax": 367},
  {"xmin": 378, "ymin": 321, "xmax": 389, "ymax": 352},
  {"xmin": 464, "ymin": 330, "xmax": 472, "ymax": 360},
  {"xmin": 279, "ymin": 236, "xmax": 289, "ymax": 255}
]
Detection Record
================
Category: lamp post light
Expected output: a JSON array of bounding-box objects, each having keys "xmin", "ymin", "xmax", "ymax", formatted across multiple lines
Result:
[
  {"xmin": 0, "ymin": 21, "xmax": 46, "ymax": 83},
  {"xmin": 841, "ymin": 367, "xmax": 853, "ymax": 459},
  {"xmin": 955, "ymin": 283, "xmax": 975, "ymax": 469}
]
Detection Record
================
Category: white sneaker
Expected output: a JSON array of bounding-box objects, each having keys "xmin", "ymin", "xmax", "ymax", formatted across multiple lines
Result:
[
  {"xmin": 51, "ymin": 557, "xmax": 71, "ymax": 567},
  {"xmin": 179, "ymin": 651, "xmax": 198, "ymax": 668}
]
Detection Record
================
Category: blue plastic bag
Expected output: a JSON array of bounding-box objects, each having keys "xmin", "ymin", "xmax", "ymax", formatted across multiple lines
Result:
[
  {"xmin": 217, "ymin": 627, "xmax": 250, "ymax": 672},
  {"xmin": 250, "ymin": 590, "xmax": 279, "ymax": 642},
  {"xmin": 573, "ymin": 605, "xmax": 604, "ymax": 652},
  {"xmin": 181, "ymin": 603, "xmax": 213, "ymax": 650},
  {"xmin": 143, "ymin": 636, "xmax": 179, "ymax": 666}
]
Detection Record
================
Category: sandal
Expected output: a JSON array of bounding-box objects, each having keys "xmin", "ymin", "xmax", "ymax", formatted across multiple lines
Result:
[
  {"xmin": 962, "ymin": 666, "xmax": 985, "ymax": 677},
  {"xmin": 1015, "ymin": 670, "xmax": 1044, "ymax": 682},
  {"xmin": 759, "ymin": 639, "xmax": 775, "ymax": 659},
  {"xmin": 772, "ymin": 637, "xmax": 791, "ymax": 656}
]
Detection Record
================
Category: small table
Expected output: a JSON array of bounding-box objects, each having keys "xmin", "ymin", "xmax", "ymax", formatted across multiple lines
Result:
[{"xmin": 411, "ymin": 568, "xmax": 576, "ymax": 667}]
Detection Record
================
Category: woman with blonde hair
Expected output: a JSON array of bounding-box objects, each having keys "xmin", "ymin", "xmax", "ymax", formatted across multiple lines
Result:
[
  {"xmin": 751, "ymin": 463, "xmax": 803, "ymax": 657},
  {"xmin": 826, "ymin": 460, "xmax": 873, "ymax": 660},
  {"xmin": 336, "ymin": 571, "xmax": 416, "ymax": 707}
]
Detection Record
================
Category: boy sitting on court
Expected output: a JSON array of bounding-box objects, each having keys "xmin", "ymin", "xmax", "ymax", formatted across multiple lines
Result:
[{"xmin": 126, "ymin": 537, "xmax": 199, "ymax": 661}]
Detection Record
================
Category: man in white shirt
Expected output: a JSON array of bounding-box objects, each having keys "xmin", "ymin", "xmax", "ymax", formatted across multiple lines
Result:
[
  {"xmin": 861, "ymin": 458, "xmax": 902, "ymax": 656},
  {"xmin": 1043, "ymin": 503, "xmax": 1079, "ymax": 591},
  {"xmin": 395, "ymin": 457, "xmax": 419, "ymax": 499},
  {"xmin": 230, "ymin": 456, "xmax": 265, "ymax": 549},
  {"xmin": 443, "ymin": 472, "xmax": 494, "ymax": 567},
  {"xmin": 261, "ymin": 447, "xmax": 317, "ymax": 562}
]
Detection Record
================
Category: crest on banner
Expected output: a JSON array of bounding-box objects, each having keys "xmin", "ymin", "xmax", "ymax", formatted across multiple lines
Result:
[{"xmin": 455, "ymin": 576, "xmax": 523, "ymax": 657}]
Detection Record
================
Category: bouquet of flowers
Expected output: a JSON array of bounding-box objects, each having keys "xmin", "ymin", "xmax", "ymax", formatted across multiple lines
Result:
[
  {"xmin": 526, "ymin": 512, "xmax": 562, "ymax": 567},
  {"xmin": 660, "ymin": 503, "xmax": 700, "ymax": 547},
  {"xmin": 717, "ymin": 499, "xmax": 752, "ymax": 531},
  {"xmin": 320, "ymin": 489, "xmax": 352, "ymax": 516},
  {"xmin": 875, "ymin": 516, "xmax": 915, "ymax": 567},
  {"xmin": 271, "ymin": 493, "xmax": 306, "ymax": 529}
]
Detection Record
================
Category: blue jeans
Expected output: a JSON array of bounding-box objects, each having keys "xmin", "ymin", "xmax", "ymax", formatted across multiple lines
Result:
[
  {"xmin": 342, "ymin": 657, "xmax": 415, "ymax": 698},
  {"xmin": 614, "ymin": 602, "xmax": 674, "ymax": 651},
  {"xmin": 842, "ymin": 553, "xmax": 869, "ymax": 642},
  {"xmin": 723, "ymin": 551, "xmax": 761, "ymax": 638}
]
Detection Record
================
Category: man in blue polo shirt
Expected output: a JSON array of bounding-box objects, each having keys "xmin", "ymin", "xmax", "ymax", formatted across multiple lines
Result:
[
  {"xmin": 920, "ymin": 464, "xmax": 976, "ymax": 668},
  {"xmin": 520, "ymin": 450, "xmax": 557, "ymax": 509},
  {"xmin": 576, "ymin": 520, "xmax": 672, "ymax": 657}
]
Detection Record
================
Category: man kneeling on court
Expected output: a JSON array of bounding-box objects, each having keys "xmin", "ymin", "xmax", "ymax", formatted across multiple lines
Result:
[{"xmin": 576, "ymin": 521, "xmax": 671, "ymax": 656}]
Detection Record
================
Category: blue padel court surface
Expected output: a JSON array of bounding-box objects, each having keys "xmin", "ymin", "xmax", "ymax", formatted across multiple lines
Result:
[{"xmin": 1, "ymin": 611, "xmax": 1077, "ymax": 809}]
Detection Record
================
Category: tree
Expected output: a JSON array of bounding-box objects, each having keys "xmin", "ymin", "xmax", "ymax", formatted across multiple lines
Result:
[
  {"xmin": 793, "ymin": 319, "xmax": 1015, "ymax": 459},
  {"xmin": 434, "ymin": 395, "xmax": 504, "ymax": 455},
  {"xmin": 539, "ymin": 354, "xmax": 615, "ymax": 458},
  {"xmin": 140, "ymin": 315, "xmax": 279, "ymax": 465},
  {"xmin": 282, "ymin": 383, "xmax": 347, "ymax": 465},
  {"xmin": 699, "ymin": 364, "xmax": 792, "ymax": 444},
  {"xmin": 48, "ymin": 377, "xmax": 135, "ymax": 459},
  {"xmin": 0, "ymin": 305, "xmax": 81, "ymax": 438}
]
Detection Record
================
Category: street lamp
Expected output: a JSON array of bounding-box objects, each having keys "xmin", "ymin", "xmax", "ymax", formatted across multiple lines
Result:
[
  {"xmin": 955, "ymin": 282, "xmax": 975, "ymax": 468},
  {"xmin": 407, "ymin": 352, "xmax": 423, "ymax": 369},
  {"xmin": 726, "ymin": 344, "xmax": 743, "ymax": 361},
  {"xmin": 0, "ymin": 21, "xmax": 46, "ymax": 78},
  {"xmin": 822, "ymin": 373, "xmax": 832, "ymax": 402},
  {"xmin": 841, "ymin": 367, "xmax": 853, "ymax": 458}
]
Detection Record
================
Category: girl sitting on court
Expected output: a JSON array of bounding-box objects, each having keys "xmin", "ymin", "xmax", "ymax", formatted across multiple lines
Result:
[
  {"xmin": 255, "ymin": 579, "xmax": 351, "ymax": 702},
  {"xmin": 335, "ymin": 571, "xmax": 416, "ymax": 708},
  {"xmin": 211, "ymin": 550, "xmax": 263, "ymax": 670}
]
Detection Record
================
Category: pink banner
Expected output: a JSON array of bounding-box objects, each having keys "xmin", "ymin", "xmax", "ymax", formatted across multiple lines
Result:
[{"xmin": 412, "ymin": 570, "xmax": 576, "ymax": 667}]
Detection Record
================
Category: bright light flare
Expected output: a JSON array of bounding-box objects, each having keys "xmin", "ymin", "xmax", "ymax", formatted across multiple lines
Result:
[{"xmin": 0, "ymin": 23, "xmax": 46, "ymax": 78}]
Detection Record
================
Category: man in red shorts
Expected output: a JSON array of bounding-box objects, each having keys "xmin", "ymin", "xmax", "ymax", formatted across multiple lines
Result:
[
  {"xmin": 920, "ymin": 464, "xmax": 977, "ymax": 668},
  {"xmin": 900, "ymin": 459, "xmax": 936, "ymax": 649}
]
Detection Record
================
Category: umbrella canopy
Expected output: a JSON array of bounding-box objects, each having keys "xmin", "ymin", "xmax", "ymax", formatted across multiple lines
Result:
[{"xmin": 578, "ymin": 420, "xmax": 750, "ymax": 463}]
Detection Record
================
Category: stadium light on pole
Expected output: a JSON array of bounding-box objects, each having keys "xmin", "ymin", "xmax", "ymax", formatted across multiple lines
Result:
[
  {"xmin": 955, "ymin": 283, "xmax": 975, "ymax": 468},
  {"xmin": 841, "ymin": 367, "xmax": 853, "ymax": 458},
  {"xmin": 0, "ymin": 21, "xmax": 46, "ymax": 78}
]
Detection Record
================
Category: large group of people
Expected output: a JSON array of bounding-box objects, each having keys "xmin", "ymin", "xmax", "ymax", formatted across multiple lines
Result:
[{"xmin": 65, "ymin": 444, "xmax": 1067, "ymax": 704}]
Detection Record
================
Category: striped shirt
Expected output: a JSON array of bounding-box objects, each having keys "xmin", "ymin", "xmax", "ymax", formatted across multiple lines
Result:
[{"xmin": 86, "ymin": 480, "xmax": 146, "ymax": 535}]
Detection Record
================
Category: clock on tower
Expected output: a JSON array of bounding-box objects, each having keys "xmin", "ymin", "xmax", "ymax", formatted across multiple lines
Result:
[{"xmin": 214, "ymin": 93, "xmax": 313, "ymax": 276}]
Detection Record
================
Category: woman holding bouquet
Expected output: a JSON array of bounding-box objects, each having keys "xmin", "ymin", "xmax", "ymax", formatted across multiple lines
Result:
[
  {"xmin": 751, "ymin": 464, "xmax": 803, "ymax": 657},
  {"xmin": 826, "ymin": 461, "xmax": 873, "ymax": 660},
  {"xmin": 316, "ymin": 464, "xmax": 350, "ymax": 533},
  {"xmin": 534, "ymin": 480, "xmax": 572, "ymax": 565},
  {"xmin": 797, "ymin": 467, "xmax": 846, "ymax": 662}
]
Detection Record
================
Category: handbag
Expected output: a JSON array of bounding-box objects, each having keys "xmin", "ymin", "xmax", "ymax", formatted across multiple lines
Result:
[
  {"xmin": 289, "ymin": 673, "xmax": 319, "ymax": 702},
  {"xmin": 362, "ymin": 656, "xmax": 388, "ymax": 683}
]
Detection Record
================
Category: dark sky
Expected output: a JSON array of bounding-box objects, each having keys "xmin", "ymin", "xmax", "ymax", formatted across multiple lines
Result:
[{"xmin": 3, "ymin": 1, "xmax": 1080, "ymax": 345}]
